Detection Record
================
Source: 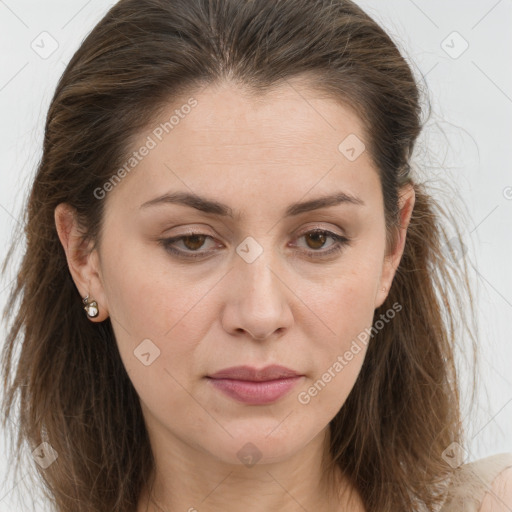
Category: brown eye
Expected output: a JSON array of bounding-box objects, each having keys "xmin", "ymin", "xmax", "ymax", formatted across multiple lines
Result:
[
  {"xmin": 181, "ymin": 234, "xmax": 207, "ymax": 251},
  {"xmin": 158, "ymin": 233, "xmax": 218, "ymax": 260},
  {"xmin": 159, "ymin": 229, "xmax": 350, "ymax": 261},
  {"xmin": 293, "ymin": 229, "xmax": 351, "ymax": 259},
  {"xmin": 304, "ymin": 231, "xmax": 328, "ymax": 250}
]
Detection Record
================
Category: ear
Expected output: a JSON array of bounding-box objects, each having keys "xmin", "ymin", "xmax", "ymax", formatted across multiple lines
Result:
[
  {"xmin": 374, "ymin": 183, "xmax": 415, "ymax": 309},
  {"xmin": 54, "ymin": 203, "xmax": 109, "ymax": 322}
]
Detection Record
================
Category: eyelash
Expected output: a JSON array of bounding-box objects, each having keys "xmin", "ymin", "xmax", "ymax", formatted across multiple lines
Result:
[{"xmin": 157, "ymin": 229, "xmax": 350, "ymax": 261}]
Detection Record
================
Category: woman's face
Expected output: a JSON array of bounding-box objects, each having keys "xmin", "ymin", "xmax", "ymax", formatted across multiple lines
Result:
[{"xmin": 62, "ymin": 80, "xmax": 413, "ymax": 467}]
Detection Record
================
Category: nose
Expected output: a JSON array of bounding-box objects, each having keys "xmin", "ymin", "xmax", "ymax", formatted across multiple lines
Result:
[{"xmin": 221, "ymin": 246, "xmax": 294, "ymax": 341}]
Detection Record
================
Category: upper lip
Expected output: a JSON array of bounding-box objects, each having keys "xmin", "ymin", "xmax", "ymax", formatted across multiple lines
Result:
[{"xmin": 208, "ymin": 365, "xmax": 302, "ymax": 381}]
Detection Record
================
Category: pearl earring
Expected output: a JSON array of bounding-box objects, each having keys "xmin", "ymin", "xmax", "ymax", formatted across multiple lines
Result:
[{"xmin": 83, "ymin": 295, "xmax": 99, "ymax": 318}]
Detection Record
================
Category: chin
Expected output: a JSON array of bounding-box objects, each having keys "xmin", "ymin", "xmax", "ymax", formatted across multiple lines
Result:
[{"xmin": 202, "ymin": 423, "xmax": 318, "ymax": 467}]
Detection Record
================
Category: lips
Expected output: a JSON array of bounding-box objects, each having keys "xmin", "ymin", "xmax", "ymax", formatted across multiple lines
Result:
[
  {"xmin": 208, "ymin": 364, "xmax": 301, "ymax": 381},
  {"xmin": 206, "ymin": 365, "xmax": 304, "ymax": 405}
]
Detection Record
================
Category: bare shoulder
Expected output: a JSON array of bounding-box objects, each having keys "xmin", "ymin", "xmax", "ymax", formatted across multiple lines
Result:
[{"xmin": 478, "ymin": 466, "xmax": 512, "ymax": 512}]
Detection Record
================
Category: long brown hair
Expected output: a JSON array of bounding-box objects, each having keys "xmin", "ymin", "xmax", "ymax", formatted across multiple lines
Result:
[{"xmin": 1, "ymin": 0, "xmax": 479, "ymax": 510}]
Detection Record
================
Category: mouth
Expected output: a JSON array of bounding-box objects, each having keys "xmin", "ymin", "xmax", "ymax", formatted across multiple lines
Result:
[
  {"xmin": 206, "ymin": 365, "xmax": 304, "ymax": 405},
  {"xmin": 206, "ymin": 376, "xmax": 304, "ymax": 405},
  {"xmin": 207, "ymin": 364, "xmax": 302, "ymax": 381}
]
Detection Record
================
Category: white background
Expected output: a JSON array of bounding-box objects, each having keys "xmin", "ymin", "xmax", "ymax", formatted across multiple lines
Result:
[{"xmin": 1, "ymin": 0, "xmax": 511, "ymax": 510}]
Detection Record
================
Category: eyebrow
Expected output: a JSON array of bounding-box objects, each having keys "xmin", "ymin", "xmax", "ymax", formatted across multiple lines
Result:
[{"xmin": 139, "ymin": 190, "xmax": 365, "ymax": 217}]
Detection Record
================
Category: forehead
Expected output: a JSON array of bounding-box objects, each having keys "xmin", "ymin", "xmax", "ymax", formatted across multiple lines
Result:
[
  {"xmin": 168, "ymin": 81, "xmax": 368, "ymax": 157},
  {"xmin": 105, "ymin": 80, "xmax": 379, "ymax": 216}
]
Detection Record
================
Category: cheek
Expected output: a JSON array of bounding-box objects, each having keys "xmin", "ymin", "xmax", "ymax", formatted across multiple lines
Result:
[
  {"xmin": 295, "ymin": 255, "xmax": 382, "ymax": 408},
  {"xmin": 102, "ymin": 236, "xmax": 211, "ymax": 335},
  {"xmin": 100, "ymin": 242, "xmax": 209, "ymax": 384},
  {"xmin": 307, "ymin": 256, "xmax": 381, "ymax": 340}
]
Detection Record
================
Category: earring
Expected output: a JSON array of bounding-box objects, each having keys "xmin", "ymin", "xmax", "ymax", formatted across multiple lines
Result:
[{"xmin": 83, "ymin": 295, "xmax": 99, "ymax": 318}]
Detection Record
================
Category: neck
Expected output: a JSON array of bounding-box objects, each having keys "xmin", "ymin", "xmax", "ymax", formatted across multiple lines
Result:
[{"xmin": 137, "ymin": 430, "xmax": 363, "ymax": 512}]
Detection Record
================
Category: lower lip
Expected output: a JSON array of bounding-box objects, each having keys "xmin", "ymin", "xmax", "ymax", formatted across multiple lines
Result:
[{"xmin": 206, "ymin": 376, "xmax": 303, "ymax": 405}]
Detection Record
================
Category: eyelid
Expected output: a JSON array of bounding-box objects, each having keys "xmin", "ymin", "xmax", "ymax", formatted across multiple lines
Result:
[
  {"xmin": 289, "ymin": 229, "xmax": 350, "ymax": 259},
  {"xmin": 157, "ymin": 225, "xmax": 351, "ymax": 261},
  {"xmin": 294, "ymin": 222, "xmax": 346, "ymax": 237},
  {"xmin": 159, "ymin": 230, "xmax": 220, "ymax": 257}
]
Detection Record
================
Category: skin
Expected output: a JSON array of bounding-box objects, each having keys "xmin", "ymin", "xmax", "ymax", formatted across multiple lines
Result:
[
  {"xmin": 55, "ymin": 80, "xmax": 416, "ymax": 512},
  {"xmin": 479, "ymin": 467, "xmax": 512, "ymax": 512}
]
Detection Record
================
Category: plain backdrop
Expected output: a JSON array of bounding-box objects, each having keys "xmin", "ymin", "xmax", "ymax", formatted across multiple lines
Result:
[{"xmin": 0, "ymin": 0, "xmax": 511, "ymax": 510}]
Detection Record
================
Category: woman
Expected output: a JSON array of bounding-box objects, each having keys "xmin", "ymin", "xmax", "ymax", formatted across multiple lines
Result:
[{"xmin": 1, "ymin": 0, "xmax": 511, "ymax": 511}]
